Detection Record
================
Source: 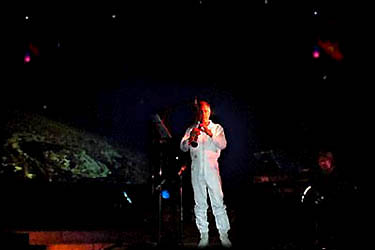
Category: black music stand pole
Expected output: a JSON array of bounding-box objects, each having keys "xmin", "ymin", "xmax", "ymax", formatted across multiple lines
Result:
[{"xmin": 152, "ymin": 113, "xmax": 172, "ymax": 246}]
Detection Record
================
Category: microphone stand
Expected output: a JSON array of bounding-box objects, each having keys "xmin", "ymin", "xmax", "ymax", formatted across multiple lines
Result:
[
  {"xmin": 156, "ymin": 177, "xmax": 166, "ymax": 245},
  {"xmin": 177, "ymin": 165, "xmax": 187, "ymax": 246}
]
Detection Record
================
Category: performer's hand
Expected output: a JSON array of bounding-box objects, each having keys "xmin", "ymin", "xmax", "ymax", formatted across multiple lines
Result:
[
  {"xmin": 189, "ymin": 128, "xmax": 201, "ymax": 144},
  {"xmin": 191, "ymin": 128, "xmax": 201, "ymax": 137},
  {"xmin": 199, "ymin": 124, "xmax": 213, "ymax": 137}
]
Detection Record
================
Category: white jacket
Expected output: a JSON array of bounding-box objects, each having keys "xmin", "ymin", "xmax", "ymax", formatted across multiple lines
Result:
[{"xmin": 180, "ymin": 120, "xmax": 227, "ymax": 173}]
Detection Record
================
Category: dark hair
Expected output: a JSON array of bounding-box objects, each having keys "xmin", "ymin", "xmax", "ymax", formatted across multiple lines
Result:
[
  {"xmin": 318, "ymin": 151, "xmax": 334, "ymax": 164},
  {"xmin": 199, "ymin": 100, "xmax": 210, "ymax": 108}
]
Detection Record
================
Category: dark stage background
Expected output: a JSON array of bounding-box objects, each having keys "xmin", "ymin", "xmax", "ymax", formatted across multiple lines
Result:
[{"xmin": 0, "ymin": 2, "xmax": 368, "ymax": 247}]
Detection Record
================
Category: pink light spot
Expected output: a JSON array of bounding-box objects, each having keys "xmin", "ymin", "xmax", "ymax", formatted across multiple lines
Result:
[
  {"xmin": 313, "ymin": 50, "xmax": 320, "ymax": 59},
  {"xmin": 24, "ymin": 54, "xmax": 31, "ymax": 63}
]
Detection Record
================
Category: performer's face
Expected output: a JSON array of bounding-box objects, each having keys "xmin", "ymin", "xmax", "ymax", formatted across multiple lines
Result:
[
  {"xmin": 199, "ymin": 103, "xmax": 211, "ymax": 123},
  {"xmin": 318, "ymin": 157, "xmax": 334, "ymax": 174}
]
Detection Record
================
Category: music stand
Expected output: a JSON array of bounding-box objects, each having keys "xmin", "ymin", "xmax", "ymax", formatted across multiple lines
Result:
[
  {"xmin": 152, "ymin": 114, "xmax": 172, "ymax": 245},
  {"xmin": 152, "ymin": 114, "xmax": 172, "ymax": 142}
]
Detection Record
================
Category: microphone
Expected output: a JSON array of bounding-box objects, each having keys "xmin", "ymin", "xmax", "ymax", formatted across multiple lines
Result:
[{"xmin": 155, "ymin": 179, "xmax": 166, "ymax": 191}]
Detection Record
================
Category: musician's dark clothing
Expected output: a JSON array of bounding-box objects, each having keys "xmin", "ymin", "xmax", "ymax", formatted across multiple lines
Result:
[{"xmin": 303, "ymin": 166, "xmax": 355, "ymax": 249}]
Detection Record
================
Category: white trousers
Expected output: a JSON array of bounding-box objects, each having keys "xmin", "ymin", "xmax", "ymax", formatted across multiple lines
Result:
[{"xmin": 191, "ymin": 167, "xmax": 231, "ymax": 234}]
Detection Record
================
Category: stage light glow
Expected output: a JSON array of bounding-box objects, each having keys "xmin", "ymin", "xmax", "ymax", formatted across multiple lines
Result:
[
  {"xmin": 161, "ymin": 190, "xmax": 170, "ymax": 199},
  {"xmin": 312, "ymin": 46, "xmax": 320, "ymax": 59},
  {"xmin": 317, "ymin": 39, "xmax": 344, "ymax": 61},
  {"xmin": 24, "ymin": 53, "xmax": 31, "ymax": 63},
  {"xmin": 313, "ymin": 50, "xmax": 320, "ymax": 58}
]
